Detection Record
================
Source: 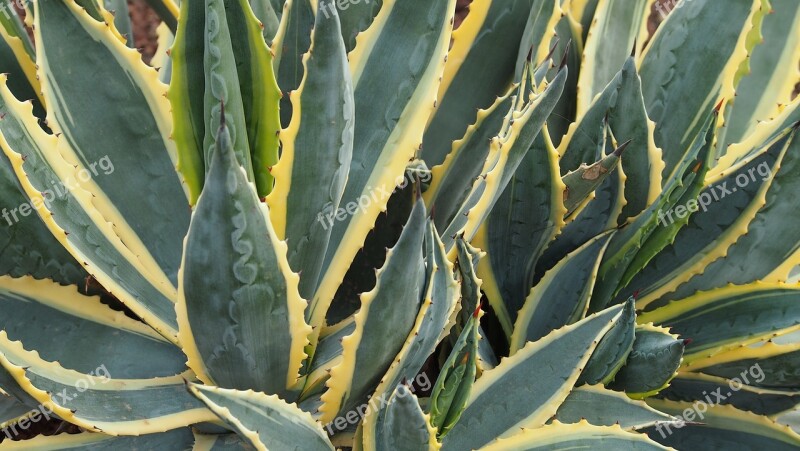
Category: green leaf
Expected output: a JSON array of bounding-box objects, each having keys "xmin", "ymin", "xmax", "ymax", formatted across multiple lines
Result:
[
  {"xmin": 177, "ymin": 117, "xmax": 311, "ymax": 399},
  {"xmin": 569, "ymin": 0, "xmax": 600, "ymax": 42},
  {"xmin": 592, "ymin": 106, "xmax": 719, "ymax": 310},
  {"xmin": 311, "ymin": 0, "xmax": 455, "ymax": 332},
  {"xmin": 533, "ymin": 153, "xmax": 623, "ymax": 283},
  {"xmin": 336, "ymin": 0, "xmax": 382, "ymax": 52},
  {"xmin": 104, "ymin": 0, "xmax": 133, "ymax": 46},
  {"xmin": 268, "ymin": 0, "xmax": 354, "ymax": 301},
  {"xmin": 0, "ymin": 7, "xmax": 35, "ymax": 60},
  {"xmin": 171, "ymin": 0, "xmax": 278, "ymax": 202},
  {"xmin": 201, "ymin": 0, "xmax": 257, "ymax": 186},
  {"xmin": 168, "ymin": 0, "xmax": 207, "ymax": 203},
  {"xmin": 482, "ymin": 421, "xmax": 670, "ymax": 450},
  {"xmin": 35, "ymin": 0, "xmax": 190, "ymax": 288},
  {"xmin": 713, "ymin": 96, "xmax": 800, "ymax": 177},
  {"xmin": 638, "ymin": 0, "xmax": 757, "ymax": 176},
  {"xmin": 302, "ymin": 318, "xmax": 355, "ymax": 400},
  {"xmin": 426, "ymin": 90, "xmax": 515, "ymax": 232},
  {"xmin": 579, "ymin": 297, "xmax": 636, "ymax": 385},
  {"xmin": 717, "ymin": 0, "xmax": 800, "ymax": 153},
  {"xmin": 575, "ymin": 0, "xmax": 649, "ymax": 116},
  {"xmin": 561, "ymin": 141, "xmax": 625, "ymax": 216},
  {"xmin": 450, "ymin": 237, "xmax": 497, "ymax": 371},
  {"xmin": 442, "ymin": 68, "xmax": 567, "ymax": 247},
  {"xmin": 0, "ymin": 145, "xmax": 85, "ymax": 285},
  {"xmin": 560, "ymin": 58, "xmax": 664, "ymax": 221},
  {"xmin": 639, "ymin": 284, "xmax": 800, "ymax": 364},
  {"xmin": 659, "ymin": 372, "xmax": 800, "ymax": 416},
  {"xmin": 619, "ymin": 126, "xmax": 795, "ymax": 311},
  {"xmin": 362, "ymin": 385, "xmax": 439, "ymax": 451},
  {"xmin": 0, "ymin": 276, "xmax": 186, "ymax": 378},
  {"xmin": 0, "ymin": 392, "xmax": 34, "ymax": 430},
  {"xmin": 688, "ymin": 341, "xmax": 800, "ymax": 390},
  {"xmin": 225, "ymin": 0, "xmax": 282, "ymax": 198},
  {"xmin": 645, "ymin": 400, "xmax": 800, "ymax": 450},
  {"xmin": 0, "ymin": 73, "xmax": 180, "ymax": 342},
  {"xmin": 430, "ymin": 313, "xmax": 479, "ymax": 438},
  {"xmin": 473, "ymin": 128, "xmax": 566, "ymax": 337},
  {"xmin": 189, "ymin": 384, "xmax": 334, "ymax": 451},
  {"xmin": 513, "ymin": 0, "xmax": 563, "ymax": 82},
  {"xmin": 251, "ymin": 0, "xmax": 280, "ymax": 42},
  {"xmin": 0, "ymin": 20, "xmax": 44, "ymax": 118},
  {"xmin": 0, "ymin": 334, "xmax": 216, "ymax": 435},
  {"xmin": 653, "ymin": 132, "xmax": 800, "ymax": 304},
  {"xmin": 610, "ymin": 325, "xmax": 684, "ymax": 398},
  {"xmin": 192, "ymin": 432, "xmax": 255, "ymax": 450},
  {"xmin": 555, "ymin": 385, "xmax": 678, "ymax": 431},
  {"xmin": 369, "ymin": 219, "xmax": 460, "ymax": 401},
  {"xmin": 510, "ymin": 232, "xmax": 613, "ymax": 352},
  {"xmin": 545, "ymin": 15, "xmax": 581, "ymax": 144},
  {"xmin": 441, "ymin": 304, "xmax": 626, "ymax": 451},
  {"xmin": 272, "ymin": 0, "xmax": 314, "ymax": 126},
  {"xmin": 0, "ymin": 429, "xmax": 195, "ymax": 450},
  {"xmin": 318, "ymin": 201, "xmax": 427, "ymax": 423},
  {"xmin": 422, "ymin": 0, "xmax": 558, "ymax": 167}
]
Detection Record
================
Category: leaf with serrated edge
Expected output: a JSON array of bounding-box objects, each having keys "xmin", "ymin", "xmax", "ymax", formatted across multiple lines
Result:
[
  {"xmin": 318, "ymin": 201, "xmax": 427, "ymax": 423},
  {"xmin": 268, "ymin": 0, "xmax": 354, "ymax": 301},
  {"xmin": 189, "ymin": 384, "xmax": 334, "ymax": 451},
  {"xmin": 177, "ymin": 118, "xmax": 311, "ymax": 399},
  {"xmin": 481, "ymin": 420, "xmax": 671, "ymax": 451},
  {"xmin": 441, "ymin": 304, "xmax": 625, "ymax": 451},
  {"xmin": 555, "ymin": 385, "xmax": 678, "ymax": 431},
  {"xmin": 312, "ymin": 0, "xmax": 455, "ymax": 333},
  {"xmin": 0, "ymin": 332, "xmax": 217, "ymax": 435}
]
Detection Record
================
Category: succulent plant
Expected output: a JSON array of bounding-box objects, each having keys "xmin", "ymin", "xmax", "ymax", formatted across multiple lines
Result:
[{"xmin": 0, "ymin": 0, "xmax": 798, "ymax": 449}]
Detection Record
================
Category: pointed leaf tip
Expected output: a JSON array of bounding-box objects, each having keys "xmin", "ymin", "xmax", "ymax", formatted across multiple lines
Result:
[
  {"xmin": 613, "ymin": 139, "xmax": 633, "ymax": 156},
  {"xmin": 559, "ymin": 40, "xmax": 572, "ymax": 69}
]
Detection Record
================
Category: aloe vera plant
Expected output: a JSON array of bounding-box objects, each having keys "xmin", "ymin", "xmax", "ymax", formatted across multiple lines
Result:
[{"xmin": 0, "ymin": 0, "xmax": 798, "ymax": 449}]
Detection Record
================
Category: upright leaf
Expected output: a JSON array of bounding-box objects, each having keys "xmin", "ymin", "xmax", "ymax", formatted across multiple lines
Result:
[
  {"xmin": 311, "ymin": 0, "xmax": 455, "ymax": 331},
  {"xmin": 638, "ymin": 0, "xmax": 758, "ymax": 176},
  {"xmin": 268, "ymin": 0, "xmax": 354, "ymax": 300},
  {"xmin": 177, "ymin": 117, "xmax": 311, "ymax": 399}
]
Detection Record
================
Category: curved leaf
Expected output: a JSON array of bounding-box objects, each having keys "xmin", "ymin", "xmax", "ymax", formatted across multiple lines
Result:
[
  {"xmin": 189, "ymin": 384, "xmax": 333, "ymax": 451},
  {"xmin": 0, "ymin": 428, "xmax": 195, "ymax": 450},
  {"xmin": 0, "ymin": 276, "xmax": 186, "ymax": 379},
  {"xmin": 473, "ymin": 128, "xmax": 566, "ymax": 336},
  {"xmin": 638, "ymin": 0, "xmax": 758, "ymax": 176},
  {"xmin": 422, "ymin": 0, "xmax": 558, "ymax": 167},
  {"xmin": 659, "ymin": 372, "xmax": 800, "ymax": 416},
  {"xmin": 362, "ymin": 385, "xmax": 439, "ymax": 451},
  {"xmin": 638, "ymin": 284, "xmax": 800, "ymax": 364},
  {"xmin": 610, "ymin": 325, "xmax": 684, "ymax": 398},
  {"xmin": 177, "ymin": 117, "xmax": 311, "ymax": 399},
  {"xmin": 318, "ymin": 201, "xmax": 427, "ymax": 423},
  {"xmin": 645, "ymin": 400, "xmax": 800, "ymax": 450},
  {"xmin": 0, "ymin": 75, "xmax": 180, "ymax": 342},
  {"xmin": 482, "ymin": 421, "xmax": 670, "ymax": 451},
  {"xmin": 35, "ymin": 0, "xmax": 190, "ymax": 287},
  {"xmin": 311, "ymin": 0, "xmax": 454, "ymax": 333},
  {"xmin": 268, "ymin": 0, "xmax": 354, "ymax": 301},
  {"xmin": 0, "ymin": 333, "xmax": 216, "ymax": 435},
  {"xmin": 510, "ymin": 232, "xmax": 613, "ymax": 352},
  {"xmin": 555, "ymin": 385, "xmax": 678, "ymax": 431},
  {"xmin": 441, "ymin": 304, "xmax": 625, "ymax": 451}
]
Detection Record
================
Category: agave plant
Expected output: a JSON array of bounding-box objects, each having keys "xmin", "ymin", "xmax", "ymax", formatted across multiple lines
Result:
[{"xmin": 0, "ymin": 0, "xmax": 798, "ymax": 449}]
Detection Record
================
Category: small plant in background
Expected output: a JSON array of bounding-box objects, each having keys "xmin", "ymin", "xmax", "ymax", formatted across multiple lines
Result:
[{"xmin": 0, "ymin": 0, "xmax": 798, "ymax": 449}]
